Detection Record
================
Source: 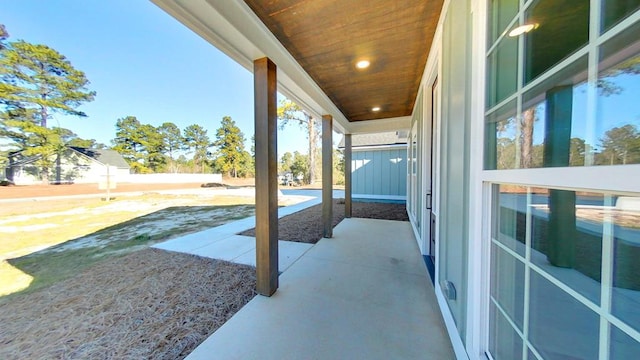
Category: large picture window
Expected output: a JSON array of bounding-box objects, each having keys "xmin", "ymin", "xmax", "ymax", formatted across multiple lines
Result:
[
  {"xmin": 484, "ymin": 1, "xmax": 640, "ymax": 359},
  {"xmin": 485, "ymin": 3, "xmax": 640, "ymax": 170},
  {"xmin": 490, "ymin": 185, "xmax": 640, "ymax": 359}
]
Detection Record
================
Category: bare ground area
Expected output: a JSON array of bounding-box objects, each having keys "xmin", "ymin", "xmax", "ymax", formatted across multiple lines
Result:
[
  {"xmin": 0, "ymin": 248, "xmax": 256, "ymax": 360},
  {"xmin": 0, "ymin": 182, "xmax": 205, "ymax": 200},
  {"xmin": 1, "ymin": 196, "xmax": 406, "ymax": 359},
  {"xmin": 0, "ymin": 179, "xmax": 342, "ymax": 200},
  {"xmin": 0, "ymin": 192, "xmax": 258, "ymax": 297},
  {"xmin": 241, "ymin": 199, "xmax": 409, "ymax": 243}
]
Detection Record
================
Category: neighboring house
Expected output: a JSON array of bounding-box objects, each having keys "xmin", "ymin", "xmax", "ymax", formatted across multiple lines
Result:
[
  {"xmin": 154, "ymin": 1, "xmax": 640, "ymax": 359},
  {"xmin": 7, "ymin": 147, "xmax": 130, "ymax": 185},
  {"xmin": 338, "ymin": 132, "xmax": 407, "ymax": 200}
]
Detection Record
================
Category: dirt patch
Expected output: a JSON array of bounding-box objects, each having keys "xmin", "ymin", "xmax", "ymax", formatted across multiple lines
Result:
[
  {"xmin": 0, "ymin": 182, "xmax": 205, "ymax": 200},
  {"xmin": 1, "ymin": 203, "xmax": 255, "ymax": 297},
  {"xmin": 240, "ymin": 199, "xmax": 408, "ymax": 243},
  {"xmin": 0, "ymin": 248, "xmax": 256, "ymax": 360}
]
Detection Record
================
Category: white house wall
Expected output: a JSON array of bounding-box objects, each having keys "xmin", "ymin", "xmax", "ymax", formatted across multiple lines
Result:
[
  {"xmin": 407, "ymin": 0, "xmax": 485, "ymax": 357},
  {"xmin": 10, "ymin": 150, "xmax": 122, "ymax": 185},
  {"xmin": 437, "ymin": 0, "xmax": 473, "ymax": 346}
]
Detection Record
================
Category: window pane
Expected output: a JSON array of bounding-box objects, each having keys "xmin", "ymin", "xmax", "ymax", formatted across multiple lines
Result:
[
  {"xmin": 487, "ymin": 30, "xmax": 518, "ymax": 109},
  {"xmin": 493, "ymin": 184, "xmax": 527, "ymax": 255},
  {"xmin": 486, "ymin": 100, "xmax": 518, "ymax": 170},
  {"xmin": 601, "ymin": 0, "xmax": 640, "ymax": 32},
  {"xmin": 595, "ymin": 22, "xmax": 640, "ymax": 165},
  {"xmin": 611, "ymin": 195, "xmax": 640, "ymax": 333},
  {"xmin": 528, "ymin": 271, "xmax": 599, "ymax": 360},
  {"xmin": 531, "ymin": 188, "xmax": 603, "ymax": 305},
  {"xmin": 489, "ymin": 302, "xmax": 524, "ymax": 360},
  {"xmin": 524, "ymin": 0, "xmax": 590, "ymax": 83},
  {"xmin": 491, "ymin": 243, "xmax": 525, "ymax": 329},
  {"xmin": 522, "ymin": 57, "xmax": 590, "ymax": 168},
  {"xmin": 488, "ymin": 0, "xmax": 519, "ymax": 45},
  {"xmin": 610, "ymin": 324, "xmax": 640, "ymax": 359}
]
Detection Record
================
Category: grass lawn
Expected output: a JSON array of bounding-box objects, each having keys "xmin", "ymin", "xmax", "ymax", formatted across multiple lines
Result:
[{"xmin": 0, "ymin": 192, "xmax": 258, "ymax": 299}]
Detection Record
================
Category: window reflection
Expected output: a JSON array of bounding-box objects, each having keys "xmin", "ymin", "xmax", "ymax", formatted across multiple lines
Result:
[
  {"xmin": 489, "ymin": 302, "xmax": 524, "ymax": 360},
  {"xmin": 601, "ymin": 0, "xmax": 640, "ymax": 32},
  {"xmin": 610, "ymin": 324, "xmax": 640, "ymax": 358},
  {"xmin": 596, "ymin": 23, "xmax": 640, "ymax": 165},
  {"xmin": 491, "ymin": 186, "xmax": 640, "ymax": 360},
  {"xmin": 611, "ymin": 195, "xmax": 640, "ymax": 333},
  {"xmin": 530, "ymin": 189, "xmax": 603, "ymax": 305},
  {"xmin": 493, "ymin": 184, "xmax": 527, "ymax": 255},
  {"xmin": 487, "ymin": 26, "xmax": 518, "ymax": 109},
  {"xmin": 524, "ymin": 0, "xmax": 590, "ymax": 83},
  {"xmin": 529, "ymin": 271, "xmax": 600, "ymax": 360},
  {"xmin": 491, "ymin": 244, "xmax": 525, "ymax": 329},
  {"xmin": 488, "ymin": 0, "xmax": 519, "ymax": 45}
]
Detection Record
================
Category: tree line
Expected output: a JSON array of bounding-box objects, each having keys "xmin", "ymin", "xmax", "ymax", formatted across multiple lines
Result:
[
  {"xmin": 0, "ymin": 23, "xmax": 337, "ymax": 183},
  {"xmin": 0, "ymin": 24, "xmax": 268, "ymax": 180},
  {"xmin": 112, "ymin": 115, "xmax": 253, "ymax": 176},
  {"xmin": 494, "ymin": 119, "xmax": 640, "ymax": 169}
]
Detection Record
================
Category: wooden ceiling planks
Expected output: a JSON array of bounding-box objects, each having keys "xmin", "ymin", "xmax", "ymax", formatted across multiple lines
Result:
[{"xmin": 244, "ymin": 0, "xmax": 443, "ymax": 121}]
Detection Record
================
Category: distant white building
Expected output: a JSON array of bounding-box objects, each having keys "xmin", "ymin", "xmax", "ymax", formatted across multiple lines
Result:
[{"xmin": 6, "ymin": 147, "xmax": 130, "ymax": 185}]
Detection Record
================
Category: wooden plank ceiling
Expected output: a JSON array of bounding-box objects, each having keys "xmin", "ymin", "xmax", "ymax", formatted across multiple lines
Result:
[{"xmin": 243, "ymin": 0, "xmax": 443, "ymax": 122}]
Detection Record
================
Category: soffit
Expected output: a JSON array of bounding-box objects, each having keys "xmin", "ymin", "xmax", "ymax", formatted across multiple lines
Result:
[{"xmin": 243, "ymin": 0, "xmax": 443, "ymax": 122}]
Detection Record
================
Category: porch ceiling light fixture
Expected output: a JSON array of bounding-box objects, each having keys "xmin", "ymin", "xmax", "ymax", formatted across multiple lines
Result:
[
  {"xmin": 508, "ymin": 23, "xmax": 539, "ymax": 37},
  {"xmin": 371, "ymin": 106, "xmax": 381, "ymax": 112},
  {"xmin": 356, "ymin": 59, "xmax": 371, "ymax": 69}
]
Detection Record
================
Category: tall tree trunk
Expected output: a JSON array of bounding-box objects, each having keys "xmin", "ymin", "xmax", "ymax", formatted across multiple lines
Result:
[
  {"xmin": 308, "ymin": 116, "xmax": 317, "ymax": 185},
  {"xmin": 39, "ymin": 104, "xmax": 48, "ymax": 128},
  {"xmin": 521, "ymin": 108, "xmax": 535, "ymax": 168}
]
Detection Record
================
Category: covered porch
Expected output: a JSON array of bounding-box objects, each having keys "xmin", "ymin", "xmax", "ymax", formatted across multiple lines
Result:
[
  {"xmin": 186, "ymin": 217, "xmax": 454, "ymax": 359},
  {"xmin": 151, "ymin": 0, "xmax": 455, "ymax": 357}
]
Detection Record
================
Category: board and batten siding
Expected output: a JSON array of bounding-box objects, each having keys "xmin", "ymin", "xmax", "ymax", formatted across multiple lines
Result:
[{"xmin": 351, "ymin": 146, "xmax": 407, "ymax": 197}]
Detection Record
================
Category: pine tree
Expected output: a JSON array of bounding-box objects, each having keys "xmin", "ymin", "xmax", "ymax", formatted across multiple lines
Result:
[
  {"xmin": 112, "ymin": 116, "xmax": 166, "ymax": 173},
  {"xmin": 1, "ymin": 34, "xmax": 95, "ymax": 128},
  {"xmin": 0, "ymin": 25, "xmax": 95, "ymax": 182},
  {"xmin": 184, "ymin": 124, "xmax": 210, "ymax": 173},
  {"xmin": 158, "ymin": 122, "xmax": 184, "ymax": 173},
  {"xmin": 213, "ymin": 116, "xmax": 247, "ymax": 178}
]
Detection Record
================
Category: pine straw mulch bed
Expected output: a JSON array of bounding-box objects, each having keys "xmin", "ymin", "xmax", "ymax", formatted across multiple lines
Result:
[
  {"xmin": 0, "ymin": 248, "xmax": 256, "ymax": 360},
  {"xmin": 240, "ymin": 199, "xmax": 409, "ymax": 243}
]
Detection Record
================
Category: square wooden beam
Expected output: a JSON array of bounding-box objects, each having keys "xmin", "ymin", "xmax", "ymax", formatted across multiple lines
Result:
[
  {"xmin": 344, "ymin": 133, "xmax": 352, "ymax": 218},
  {"xmin": 322, "ymin": 115, "xmax": 333, "ymax": 238},
  {"xmin": 254, "ymin": 57, "xmax": 278, "ymax": 296}
]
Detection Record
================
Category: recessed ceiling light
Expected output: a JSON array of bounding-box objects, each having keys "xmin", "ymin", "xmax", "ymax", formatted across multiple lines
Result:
[
  {"xmin": 508, "ymin": 23, "xmax": 538, "ymax": 37},
  {"xmin": 356, "ymin": 60, "xmax": 370, "ymax": 69},
  {"xmin": 372, "ymin": 106, "xmax": 381, "ymax": 112}
]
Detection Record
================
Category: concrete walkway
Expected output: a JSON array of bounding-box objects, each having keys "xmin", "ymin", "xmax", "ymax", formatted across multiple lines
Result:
[
  {"xmin": 186, "ymin": 218, "xmax": 455, "ymax": 359},
  {"xmin": 153, "ymin": 197, "xmax": 324, "ymax": 271}
]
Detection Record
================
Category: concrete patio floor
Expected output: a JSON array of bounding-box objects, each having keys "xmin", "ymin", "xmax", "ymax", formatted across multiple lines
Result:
[{"xmin": 186, "ymin": 218, "xmax": 455, "ymax": 359}]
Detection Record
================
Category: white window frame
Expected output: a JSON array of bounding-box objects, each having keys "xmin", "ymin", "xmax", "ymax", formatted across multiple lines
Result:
[{"xmin": 480, "ymin": 2, "xmax": 640, "ymax": 360}]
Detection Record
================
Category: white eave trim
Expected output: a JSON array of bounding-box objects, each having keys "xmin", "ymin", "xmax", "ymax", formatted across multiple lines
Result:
[
  {"xmin": 339, "ymin": 144, "xmax": 408, "ymax": 151},
  {"xmin": 347, "ymin": 116, "xmax": 412, "ymax": 134},
  {"xmin": 151, "ymin": 0, "xmax": 349, "ymax": 133}
]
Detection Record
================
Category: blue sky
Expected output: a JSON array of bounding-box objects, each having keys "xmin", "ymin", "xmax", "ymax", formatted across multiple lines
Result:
[{"xmin": 2, "ymin": 0, "xmax": 312, "ymax": 156}]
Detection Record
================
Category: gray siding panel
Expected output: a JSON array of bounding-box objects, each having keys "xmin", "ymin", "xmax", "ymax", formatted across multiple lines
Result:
[
  {"xmin": 351, "ymin": 148, "xmax": 407, "ymax": 196},
  {"xmin": 365, "ymin": 151, "xmax": 374, "ymax": 194},
  {"xmin": 381, "ymin": 150, "xmax": 391, "ymax": 195}
]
